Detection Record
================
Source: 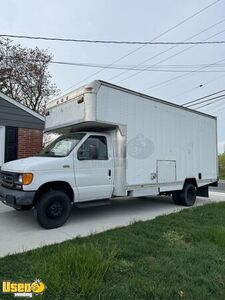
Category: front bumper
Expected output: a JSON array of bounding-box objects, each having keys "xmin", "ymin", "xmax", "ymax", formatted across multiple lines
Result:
[{"xmin": 0, "ymin": 185, "xmax": 35, "ymax": 208}]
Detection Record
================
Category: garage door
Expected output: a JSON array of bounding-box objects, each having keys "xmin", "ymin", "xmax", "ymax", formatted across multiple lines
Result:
[{"xmin": 0, "ymin": 126, "xmax": 5, "ymax": 167}]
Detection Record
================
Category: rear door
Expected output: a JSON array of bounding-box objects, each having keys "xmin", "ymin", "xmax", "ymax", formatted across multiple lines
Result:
[{"xmin": 74, "ymin": 134, "xmax": 114, "ymax": 201}]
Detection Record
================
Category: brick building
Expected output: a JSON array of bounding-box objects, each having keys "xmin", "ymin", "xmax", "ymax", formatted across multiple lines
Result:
[{"xmin": 0, "ymin": 92, "xmax": 44, "ymax": 168}]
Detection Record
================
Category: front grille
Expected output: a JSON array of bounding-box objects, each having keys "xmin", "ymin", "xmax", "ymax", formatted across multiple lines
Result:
[{"xmin": 0, "ymin": 172, "xmax": 15, "ymax": 188}]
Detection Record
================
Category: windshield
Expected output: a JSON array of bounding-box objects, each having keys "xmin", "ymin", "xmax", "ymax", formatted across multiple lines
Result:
[{"xmin": 39, "ymin": 133, "xmax": 85, "ymax": 157}]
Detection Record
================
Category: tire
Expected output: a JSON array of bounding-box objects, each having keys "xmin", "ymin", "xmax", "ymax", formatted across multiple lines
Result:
[
  {"xmin": 180, "ymin": 183, "xmax": 197, "ymax": 206},
  {"xmin": 172, "ymin": 192, "xmax": 181, "ymax": 205},
  {"xmin": 173, "ymin": 183, "xmax": 197, "ymax": 207},
  {"xmin": 35, "ymin": 190, "xmax": 72, "ymax": 229},
  {"xmin": 14, "ymin": 205, "xmax": 33, "ymax": 211}
]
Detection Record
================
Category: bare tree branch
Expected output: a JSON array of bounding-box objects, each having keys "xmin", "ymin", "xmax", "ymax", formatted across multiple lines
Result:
[{"xmin": 0, "ymin": 38, "xmax": 58, "ymax": 114}]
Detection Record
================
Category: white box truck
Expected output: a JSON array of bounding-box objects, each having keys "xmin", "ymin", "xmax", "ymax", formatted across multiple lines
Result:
[{"xmin": 0, "ymin": 81, "xmax": 218, "ymax": 228}]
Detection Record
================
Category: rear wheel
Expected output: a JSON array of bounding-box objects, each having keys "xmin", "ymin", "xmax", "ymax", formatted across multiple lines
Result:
[
  {"xmin": 172, "ymin": 192, "xmax": 181, "ymax": 205},
  {"xmin": 35, "ymin": 190, "xmax": 72, "ymax": 229},
  {"xmin": 172, "ymin": 183, "xmax": 197, "ymax": 207}
]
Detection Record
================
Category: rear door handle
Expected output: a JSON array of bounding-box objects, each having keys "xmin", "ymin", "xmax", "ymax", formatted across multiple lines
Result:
[{"xmin": 108, "ymin": 169, "xmax": 111, "ymax": 177}]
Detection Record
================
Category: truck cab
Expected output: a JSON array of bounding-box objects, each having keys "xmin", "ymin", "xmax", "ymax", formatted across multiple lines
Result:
[{"xmin": 0, "ymin": 131, "xmax": 114, "ymax": 228}]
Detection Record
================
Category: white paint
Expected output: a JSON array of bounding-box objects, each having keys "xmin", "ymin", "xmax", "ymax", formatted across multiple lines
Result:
[
  {"xmin": 0, "ymin": 192, "xmax": 224, "ymax": 258},
  {"xmin": 0, "ymin": 126, "xmax": 5, "ymax": 167}
]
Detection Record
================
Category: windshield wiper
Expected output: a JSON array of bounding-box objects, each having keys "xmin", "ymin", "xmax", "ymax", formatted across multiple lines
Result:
[{"xmin": 37, "ymin": 151, "xmax": 63, "ymax": 157}]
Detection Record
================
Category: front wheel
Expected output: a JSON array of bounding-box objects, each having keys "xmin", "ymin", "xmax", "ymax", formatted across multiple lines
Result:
[{"xmin": 34, "ymin": 190, "xmax": 72, "ymax": 229}]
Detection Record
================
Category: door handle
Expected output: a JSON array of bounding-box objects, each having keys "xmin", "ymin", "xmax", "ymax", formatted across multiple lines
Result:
[{"xmin": 108, "ymin": 169, "xmax": 111, "ymax": 177}]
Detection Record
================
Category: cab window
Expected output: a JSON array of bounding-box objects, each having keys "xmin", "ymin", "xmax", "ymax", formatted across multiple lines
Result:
[{"xmin": 77, "ymin": 136, "xmax": 108, "ymax": 160}]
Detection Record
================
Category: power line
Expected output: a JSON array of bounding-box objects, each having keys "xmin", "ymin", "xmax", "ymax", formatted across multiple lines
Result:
[
  {"xmin": 186, "ymin": 93, "xmax": 225, "ymax": 108},
  {"xmin": 109, "ymin": 17, "xmax": 225, "ymax": 83},
  {"xmin": 58, "ymin": 0, "xmax": 221, "ymax": 96},
  {"xmin": 182, "ymin": 89, "xmax": 225, "ymax": 105},
  {"xmin": 141, "ymin": 30, "xmax": 225, "ymax": 93},
  {"xmin": 49, "ymin": 62, "xmax": 225, "ymax": 72},
  {"xmin": 3, "ymin": 55, "xmax": 225, "ymax": 72},
  {"xmin": 140, "ymin": 28, "xmax": 225, "ymax": 92},
  {"xmin": 47, "ymin": 61, "xmax": 225, "ymax": 72},
  {"xmin": 195, "ymin": 95, "xmax": 225, "ymax": 109},
  {"xmin": 27, "ymin": 61, "xmax": 225, "ymax": 73},
  {"xmin": 171, "ymin": 74, "xmax": 225, "ymax": 100},
  {"xmin": 1, "ymin": 33, "xmax": 225, "ymax": 45}
]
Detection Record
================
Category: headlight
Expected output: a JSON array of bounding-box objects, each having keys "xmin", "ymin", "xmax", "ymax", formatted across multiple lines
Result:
[{"xmin": 18, "ymin": 173, "xmax": 33, "ymax": 185}]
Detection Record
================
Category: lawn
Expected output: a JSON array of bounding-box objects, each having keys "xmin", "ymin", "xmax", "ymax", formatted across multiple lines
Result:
[{"xmin": 1, "ymin": 202, "xmax": 225, "ymax": 299}]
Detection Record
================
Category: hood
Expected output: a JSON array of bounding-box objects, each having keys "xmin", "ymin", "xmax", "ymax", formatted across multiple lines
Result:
[{"xmin": 1, "ymin": 156, "xmax": 72, "ymax": 173}]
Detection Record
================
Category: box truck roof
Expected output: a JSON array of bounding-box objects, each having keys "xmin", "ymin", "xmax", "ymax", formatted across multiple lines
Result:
[{"xmin": 47, "ymin": 80, "xmax": 216, "ymax": 121}]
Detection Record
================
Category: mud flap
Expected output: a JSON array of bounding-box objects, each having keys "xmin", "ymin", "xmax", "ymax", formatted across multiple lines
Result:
[{"xmin": 197, "ymin": 185, "xmax": 209, "ymax": 198}]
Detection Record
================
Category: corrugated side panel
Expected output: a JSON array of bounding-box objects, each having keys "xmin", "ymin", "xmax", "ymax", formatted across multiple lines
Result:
[{"xmin": 96, "ymin": 85, "xmax": 217, "ymax": 186}]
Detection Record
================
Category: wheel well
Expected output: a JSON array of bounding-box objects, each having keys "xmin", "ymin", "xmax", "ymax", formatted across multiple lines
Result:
[
  {"xmin": 183, "ymin": 178, "xmax": 198, "ymax": 189},
  {"xmin": 34, "ymin": 181, "xmax": 74, "ymax": 203}
]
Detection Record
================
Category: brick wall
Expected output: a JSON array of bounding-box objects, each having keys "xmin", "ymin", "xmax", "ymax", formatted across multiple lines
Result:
[{"xmin": 17, "ymin": 128, "xmax": 43, "ymax": 159}]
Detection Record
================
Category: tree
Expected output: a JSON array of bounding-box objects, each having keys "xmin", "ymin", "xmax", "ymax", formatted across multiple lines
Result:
[
  {"xmin": 0, "ymin": 38, "xmax": 58, "ymax": 114},
  {"xmin": 219, "ymin": 153, "xmax": 225, "ymax": 180}
]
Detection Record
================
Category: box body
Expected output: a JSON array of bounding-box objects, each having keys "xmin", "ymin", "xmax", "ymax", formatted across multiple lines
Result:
[{"xmin": 46, "ymin": 81, "xmax": 218, "ymax": 194}]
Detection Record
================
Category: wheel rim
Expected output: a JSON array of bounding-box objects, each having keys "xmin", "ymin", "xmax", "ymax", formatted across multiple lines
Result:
[{"xmin": 47, "ymin": 201, "xmax": 63, "ymax": 219}]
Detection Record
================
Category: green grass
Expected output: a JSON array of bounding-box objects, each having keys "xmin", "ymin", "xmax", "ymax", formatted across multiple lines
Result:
[{"xmin": 1, "ymin": 203, "xmax": 225, "ymax": 299}]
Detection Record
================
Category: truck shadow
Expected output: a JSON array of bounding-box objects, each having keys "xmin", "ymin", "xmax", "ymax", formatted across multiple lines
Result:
[
  {"xmin": 68, "ymin": 196, "xmax": 175, "ymax": 224},
  {"xmin": 0, "ymin": 196, "xmax": 175, "ymax": 232}
]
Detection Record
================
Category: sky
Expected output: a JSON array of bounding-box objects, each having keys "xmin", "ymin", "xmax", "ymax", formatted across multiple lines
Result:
[{"xmin": 0, "ymin": 0, "xmax": 225, "ymax": 152}]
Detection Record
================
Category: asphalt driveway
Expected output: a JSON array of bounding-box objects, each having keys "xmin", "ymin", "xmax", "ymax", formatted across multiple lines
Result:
[{"xmin": 0, "ymin": 191, "xmax": 225, "ymax": 257}]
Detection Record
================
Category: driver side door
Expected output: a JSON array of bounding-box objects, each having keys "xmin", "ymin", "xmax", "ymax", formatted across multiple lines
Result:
[{"xmin": 74, "ymin": 135, "xmax": 114, "ymax": 202}]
